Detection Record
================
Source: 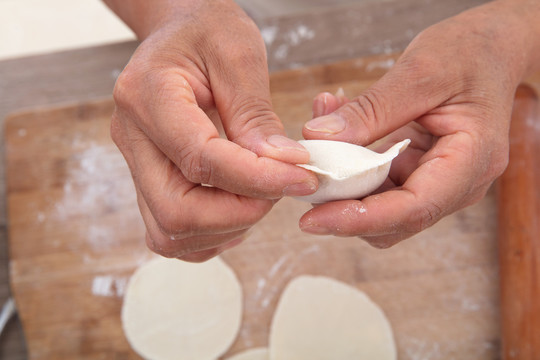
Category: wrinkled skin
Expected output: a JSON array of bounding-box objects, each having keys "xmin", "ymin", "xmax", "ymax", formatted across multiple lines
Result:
[
  {"xmin": 107, "ymin": 0, "xmax": 317, "ymax": 262},
  {"xmin": 300, "ymin": 0, "xmax": 540, "ymax": 248},
  {"xmin": 105, "ymin": 0, "xmax": 540, "ymax": 260}
]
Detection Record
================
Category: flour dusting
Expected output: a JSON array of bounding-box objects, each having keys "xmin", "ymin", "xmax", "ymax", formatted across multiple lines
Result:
[
  {"xmin": 91, "ymin": 275, "xmax": 128, "ymax": 297},
  {"xmin": 366, "ymin": 58, "xmax": 395, "ymax": 72},
  {"xmin": 260, "ymin": 25, "xmax": 278, "ymax": 45},
  {"xmin": 285, "ymin": 24, "xmax": 315, "ymax": 46}
]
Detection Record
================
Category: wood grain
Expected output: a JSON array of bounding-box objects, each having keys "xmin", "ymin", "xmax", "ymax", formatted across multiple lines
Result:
[
  {"xmin": 497, "ymin": 85, "xmax": 540, "ymax": 359},
  {"xmin": 0, "ymin": 0, "xmax": 492, "ymax": 356},
  {"xmin": 0, "ymin": 40, "xmax": 138, "ymax": 360},
  {"xmin": 6, "ymin": 54, "xmax": 503, "ymax": 359}
]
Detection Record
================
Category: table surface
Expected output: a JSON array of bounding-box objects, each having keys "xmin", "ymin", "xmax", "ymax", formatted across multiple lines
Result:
[
  {"xmin": 6, "ymin": 55, "xmax": 502, "ymax": 359},
  {"xmin": 0, "ymin": 0, "xmax": 491, "ymax": 358}
]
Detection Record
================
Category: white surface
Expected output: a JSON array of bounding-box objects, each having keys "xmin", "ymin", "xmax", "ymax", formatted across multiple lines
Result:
[
  {"xmin": 226, "ymin": 347, "xmax": 269, "ymax": 360},
  {"xmin": 269, "ymin": 275, "xmax": 396, "ymax": 360},
  {"xmin": 0, "ymin": 0, "xmax": 135, "ymax": 60},
  {"xmin": 122, "ymin": 257, "xmax": 243, "ymax": 360},
  {"xmin": 296, "ymin": 139, "xmax": 410, "ymax": 203}
]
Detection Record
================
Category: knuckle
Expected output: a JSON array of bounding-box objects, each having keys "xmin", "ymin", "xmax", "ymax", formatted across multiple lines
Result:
[
  {"xmin": 113, "ymin": 65, "xmax": 141, "ymax": 107},
  {"xmin": 151, "ymin": 70, "xmax": 194, "ymax": 107},
  {"xmin": 226, "ymin": 96, "xmax": 280, "ymax": 135},
  {"xmin": 408, "ymin": 201, "xmax": 443, "ymax": 233},
  {"xmin": 177, "ymin": 143, "xmax": 212, "ymax": 185},
  {"xmin": 114, "ymin": 64, "xmax": 194, "ymax": 113},
  {"xmin": 343, "ymin": 90, "xmax": 387, "ymax": 139},
  {"xmin": 151, "ymin": 201, "xmax": 193, "ymax": 239},
  {"xmin": 145, "ymin": 232, "xmax": 187, "ymax": 259},
  {"xmin": 145, "ymin": 232, "xmax": 173, "ymax": 258}
]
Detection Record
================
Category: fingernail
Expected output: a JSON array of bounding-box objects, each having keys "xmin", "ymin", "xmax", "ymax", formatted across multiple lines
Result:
[
  {"xmin": 305, "ymin": 114, "xmax": 346, "ymax": 134},
  {"xmin": 335, "ymin": 87, "xmax": 345, "ymax": 98},
  {"xmin": 313, "ymin": 97, "xmax": 325, "ymax": 117},
  {"xmin": 300, "ymin": 222, "xmax": 331, "ymax": 235},
  {"xmin": 313, "ymin": 92, "xmax": 331, "ymax": 117},
  {"xmin": 267, "ymin": 135, "xmax": 308, "ymax": 153},
  {"xmin": 283, "ymin": 180, "xmax": 317, "ymax": 197}
]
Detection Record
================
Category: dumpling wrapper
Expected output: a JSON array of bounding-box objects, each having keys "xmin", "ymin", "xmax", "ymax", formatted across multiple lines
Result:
[
  {"xmin": 122, "ymin": 257, "xmax": 242, "ymax": 360},
  {"xmin": 296, "ymin": 139, "xmax": 410, "ymax": 203},
  {"xmin": 269, "ymin": 275, "xmax": 396, "ymax": 360}
]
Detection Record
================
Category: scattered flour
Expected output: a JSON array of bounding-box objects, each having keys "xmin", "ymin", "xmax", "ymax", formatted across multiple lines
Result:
[{"xmin": 91, "ymin": 275, "xmax": 128, "ymax": 297}]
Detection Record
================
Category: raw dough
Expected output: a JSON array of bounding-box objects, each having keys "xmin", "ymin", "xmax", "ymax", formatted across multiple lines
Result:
[
  {"xmin": 122, "ymin": 257, "xmax": 242, "ymax": 360},
  {"xmin": 296, "ymin": 139, "xmax": 409, "ymax": 203},
  {"xmin": 225, "ymin": 347, "xmax": 269, "ymax": 360},
  {"xmin": 269, "ymin": 275, "xmax": 396, "ymax": 360}
]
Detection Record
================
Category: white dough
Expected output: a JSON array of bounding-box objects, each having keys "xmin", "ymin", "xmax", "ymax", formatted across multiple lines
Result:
[
  {"xmin": 269, "ymin": 276, "xmax": 396, "ymax": 360},
  {"xmin": 296, "ymin": 139, "xmax": 410, "ymax": 203},
  {"xmin": 122, "ymin": 257, "xmax": 242, "ymax": 360},
  {"xmin": 225, "ymin": 347, "xmax": 269, "ymax": 360}
]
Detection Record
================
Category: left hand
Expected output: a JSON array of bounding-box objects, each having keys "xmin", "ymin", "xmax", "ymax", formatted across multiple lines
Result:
[{"xmin": 298, "ymin": 0, "xmax": 540, "ymax": 248}]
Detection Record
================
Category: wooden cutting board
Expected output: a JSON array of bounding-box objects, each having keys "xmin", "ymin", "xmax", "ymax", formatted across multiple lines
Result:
[{"xmin": 6, "ymin": 54, "xmax": 507, "ymax": 359}]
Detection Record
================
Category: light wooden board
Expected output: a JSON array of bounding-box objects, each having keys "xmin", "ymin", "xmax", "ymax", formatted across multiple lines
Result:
[{"xmin": 6, "ymin": 54, "xmax": 502, "ymax": 359}]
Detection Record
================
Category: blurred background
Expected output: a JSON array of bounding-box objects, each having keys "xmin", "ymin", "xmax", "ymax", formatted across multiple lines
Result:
[{"xmin": 0, "ymin": 0, "xmax": 134, "ymax": 60}]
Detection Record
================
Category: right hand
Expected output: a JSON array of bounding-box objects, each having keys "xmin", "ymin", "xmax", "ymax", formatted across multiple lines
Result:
[{"xmin": 110, "ymin": 0, "xmax": 317, "ymax": 262}]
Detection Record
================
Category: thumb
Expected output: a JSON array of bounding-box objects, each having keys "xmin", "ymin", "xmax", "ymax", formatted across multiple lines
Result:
[
  {"xmin": 209, "ymin": 42, "xmax": 309, "ymax": 165},
  {"xmin": 221, "ymin": 93, "xmax": 309, "ymax": 164},
  {"xmin": 303, "ymin": 56, "xmax": 455, "ymax": 145}
]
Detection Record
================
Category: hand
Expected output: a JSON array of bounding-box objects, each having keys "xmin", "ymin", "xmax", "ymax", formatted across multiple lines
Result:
[
  {"xmin": 298, "ymin": 0, "xmax": 540, "ymax": 248},
  {"xmin": 108, "ymin": 0, "xmax": 317, "ymax": 261}
]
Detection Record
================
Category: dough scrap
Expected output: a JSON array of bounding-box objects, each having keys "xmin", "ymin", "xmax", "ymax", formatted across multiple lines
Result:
[
  {"xmin": 269, "ymin": 275, "xmax": 396, "ymax": 360},
  {"xmin": 296, "ymin": 139, "xmax": 410, "ymax": 203},
  {"xmin": 225, "ymin": 347, "xmax": 269, "ymax": 360},
  {"xmin": 122, "ymin": 257, "xmax": 242, "ymax": 360}
]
